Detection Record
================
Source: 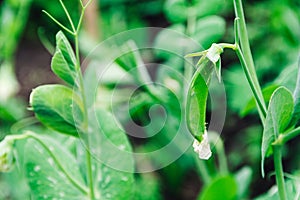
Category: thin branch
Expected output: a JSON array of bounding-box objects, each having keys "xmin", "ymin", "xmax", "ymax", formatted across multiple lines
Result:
[
  {"xmin": 42, "ymin": 10, "xmax": 75, "ymax": 35},
  {"xmin": 274, "ymin": 126, "xmax": 300, "ymax": 145},
  {"xmin": 233, "ymin": 0, "xmax": 267, "ymax": 122},
  {"xmin": 234, "ymin": 17, "xmax": 240, "ymax": 45},
  {"xmin": 79, "ymin": 0, "xmax": 84, "ymax": 8},
  {"xmin": 235, "ymin": 45, "xmax": 267, "ymax": 117},
  {"xmin": 84, "ymin": 0, "xmax": 93, "ymax": 9},
  {"xmin": 59, "ymin": 0, "xmax": 76, "ymax": 32},
  {"xmin": 76, "ymin": 8, "xmax": 85, "ymax": 32}
]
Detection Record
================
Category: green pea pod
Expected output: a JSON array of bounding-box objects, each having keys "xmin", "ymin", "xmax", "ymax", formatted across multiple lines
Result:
[
  {"xmin": 186, "ymin": 57, "xmax": 215, "ymax": 142},
  {"xmin": 186, "ymin": 43, "xmax": 223, "ymax": 144}
]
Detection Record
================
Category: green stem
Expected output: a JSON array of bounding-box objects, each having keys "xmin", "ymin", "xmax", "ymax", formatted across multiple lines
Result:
[
  {"xmin": 74, "ymin": 27, "xmax": 95, "ymax": 200},
  {"xmin": 76, "ymin": 7, "xmax": 85, "ymax": 32},
  {"xmin": 126, "ymin": 41, "xmax": 166, "ymax": 103},
  {"xmin": 85, "ymin": 138, "xmax": 95, "ymax": 200},
  {"xmin": 274, "ymin": 127, "xmax": 300, "ymax": 145},
  {"xmin": 83, "ymin": 0, "xmax": 93, "ymax": 9},
  {"xmin": 235, "ymin": 45, "xmax": 267, "ymax": 118},
  {"xmin": 273, "ymin": 145, "xmax": 287, "ymax": 200},
  {"xmin": 215, "ymin": 139, "xmax": 228, "ymax": 174},
  {"xmin": 42, "ymin": 10, "xmax": 75, "ymax": 36},
  {"xmin": 26, "ymin": 133, "xmax": 89, "ymax": 194},
  {"xmin": 43, "ymin": 2, "xmax": 94, "ymax": 199},
  {"xmin": 10, "ymin": 117, "xmax": 38, "ymax": 133},
  {"xmin": 184, "ymin": 6, "xmax": 197, "ymax": 104},
  {"xmin": 233, "ymin": 1, "xmax": 286, "ymax": 199},
  {"xmin": 218, "ymin": 42, "xmax": 267, "ymax": 120},
  {"xmin": 74, "ymin": 12, "xmax": 95, "ymax": 199},
  {"xmin": 233, "ymin": 0, "xmax": 267, "ymax": 121},
  {"xmin": 195, "ymin": 155, "xmax": 211, "ymax": 185},
  {"xmin": 186, "ymin": 6, "xmax": 196, "ymax": 37},
  {"xmin": 59, "ymin": 0, "xmax": 76, "ymax": 32}
]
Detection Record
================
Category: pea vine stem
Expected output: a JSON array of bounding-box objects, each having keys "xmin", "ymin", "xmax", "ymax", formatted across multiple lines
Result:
[
  {"xmin": 75, "ymin": 33, "xmax": 95, "ymax": 200},
  {"xmin": 273, "ymin": 145, "xmax": 287, "ymax": 200},
  {"xmin": 233, "ymin": 0, "xmax": 267, "ymax": 121},
  {"xmin": 184, "ymin": 6, "xmax": 197, "ymax": 100},
  {"xmin": 45, "ymin": 1, "xmax": 95, "ymax": 199},
  {"xmin": 73, "ymin": 5, "xmax": 96, "ymax": 200},
  {"xmin": 234, "ymin": 45, "xmax": 267, "ymax": 118},
  {"xmin": 274, "ymin": 126, "xmax": 300, "ymax": 145},
  {"xmin": 233, "ymin": 0, "xmax": 286, "ymax": 199}
]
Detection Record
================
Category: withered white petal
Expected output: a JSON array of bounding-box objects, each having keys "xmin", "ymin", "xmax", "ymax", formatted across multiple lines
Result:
[
  {"xmin": 193, "ymin": 131, "xmax": 212, "ymax": 160},
  {"xmin": 206, "ymin": 43, "xmax": 223, "ymax": 63}
]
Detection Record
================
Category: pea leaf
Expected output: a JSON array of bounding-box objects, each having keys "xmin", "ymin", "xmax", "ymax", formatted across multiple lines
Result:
[
  {"xmin": 241, "ymin": 84, "xmax": 279, "ymax": 117},
  {"xmin": 192, "ymin": 16, "xmax": 226, "ymax": 49},
  {"xmin": 164, "ymin": 0, "xmax": 227, "ymax": 23},
  {"xmin": 234, "ymin": 166, "xmax": 253, "ymax": 199},
  {"xmin": 186, "ymin": 58, "xmax": 214, "ymax": 141},
  {"xmin": 255, "ymin": 180, "xmax": 299, "ymax": 200},
  {"xmin": 24, "ymin": 134, "xmax": 88, "ymax": 200},
  {"xmin": 51, "ymin": 31, "xmax": 78, "ymax": 86},
  {"xmin": 198, "ymin": 175, "xmax": 238, "ymax": 200},
  {"xmin": 154, "ymin": 16, "xmax": 225, "ymax": 60},
  {"xmin": 290, "ymin": 59, "xmax": 300, "ymax": 126},
  {"xmin": 89, "ymin": 109, "xmax": 135, "ymax": 199},
  {"xmin": 30, "ymin": 84, "xmax": 84, "ymax": 137},
  {"xmin": 261, "ymin": 87, "xmax": 294, "ymax": 177}
]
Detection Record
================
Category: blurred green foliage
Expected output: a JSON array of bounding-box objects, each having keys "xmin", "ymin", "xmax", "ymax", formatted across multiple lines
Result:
[{"xmin": 0, "ymin": 0, "xmax": 299, "ymax": 199}]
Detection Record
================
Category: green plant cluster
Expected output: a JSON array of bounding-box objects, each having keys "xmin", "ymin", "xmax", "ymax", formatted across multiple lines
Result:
[{"xmin": 0, "ymin": 0, "xmax": 300, "ymax": 200}]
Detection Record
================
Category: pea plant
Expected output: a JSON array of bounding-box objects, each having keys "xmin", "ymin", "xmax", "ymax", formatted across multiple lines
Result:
[
  {"xmin": 0, "ymin": 0, "xmax": 299, "ymax": 199},
  {"xmin": 0, "ymin": 0, "xmax": 135, "ymax": 199},
  {"xmin": 186, "ymin": 0, "xmax": 300, "ymax": 199}
]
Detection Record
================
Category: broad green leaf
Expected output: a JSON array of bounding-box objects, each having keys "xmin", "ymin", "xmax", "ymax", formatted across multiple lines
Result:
[
  {"xmin": 291, "ymin": 60, "xmax": 300, "ymax": 126},
  {"xmin": 154, "ymin": 16, "xmax": 225, "ymax": 60},
  {"xmin": 89, "ymin": 109, "xmax": 135, "ymax": 199},
  {"xmin": 51, "ymin": 31, "xmax": 77, "ymax": 86},
  {"xmin": 198, "ymin": 175, "xmax": 238, "ymax": 200},
  {"xmin": 154, "ymin": 24, "xmax": 196, "ymax": 59},
  {"xmin": 186, "ymin": 54, "xmax": 217, "ymax": 141},
  {"xmin": 24, "ymin": 134, "xmax": 88, "ymax": 200},
  {"xmin": 134, "ymin": 174, "xmax": 162, "ymax": 200},
  {"xmin": 30, "ymin": 84, "xmax": 84, "ymax": 137},
  {"xmin": 274, "ymin": 62, "xmax": 298, "ymax": 92},
  {"xmin": 192, "ymin": 16, "xmax": 226, "ymax": 49},
  {"xmin": 224, "ymin": 65, "xmax": 252, "ymax": 113},
  {"xmin": 0, "ymin": 97, "xmax": 26, "ymax": 122},
  {"xmin": 255, "ymin": 180, "xmax": 299, "ymax": 200},
  {"xmin": 164, "ymin": 0, "xmax": 188, "ymax": 23},
  {"xmin": 0, "ymin": 0, "xmax": 31, "ymax": 60},
  {"xmin": 234, "ymin": 166, "xmax": 253, "ymax": 199},
  {"xmin": 114, "ymin": 42, "xmax": 137, "ymax": 72},
  {"xmin": 261, "ymin": 87, "xmax": 294, "ymax": 177},
  {"xmin": 164, "ymin": 0, "xmax": 226, "ymax": 23},
  {"xmin": 241, "ymin": 84, "xmax": 279, "ymax": 117},
  {"xmin": 114, "ymin": 40, "xmax": 153, "ymax": 88}
]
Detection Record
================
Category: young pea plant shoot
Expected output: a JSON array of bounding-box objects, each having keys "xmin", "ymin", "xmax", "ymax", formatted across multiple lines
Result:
[{"xmin": 0, "ymin": 0, "xmax": 135, "ymax": 200}]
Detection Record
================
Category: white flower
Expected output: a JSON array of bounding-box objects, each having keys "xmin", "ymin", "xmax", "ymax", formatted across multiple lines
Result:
[
  {"xmin": 193, "ymin": 131, "xmax": 212, "ymax": 160},
  {"xmin": 206, "ymin": 43, "xmax": 223, "ymax": 63}
]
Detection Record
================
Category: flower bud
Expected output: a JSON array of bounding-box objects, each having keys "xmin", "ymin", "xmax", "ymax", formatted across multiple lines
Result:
[{"xmin": 0, "ymin": 137, "xmax": 15, "ymax": 172}]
